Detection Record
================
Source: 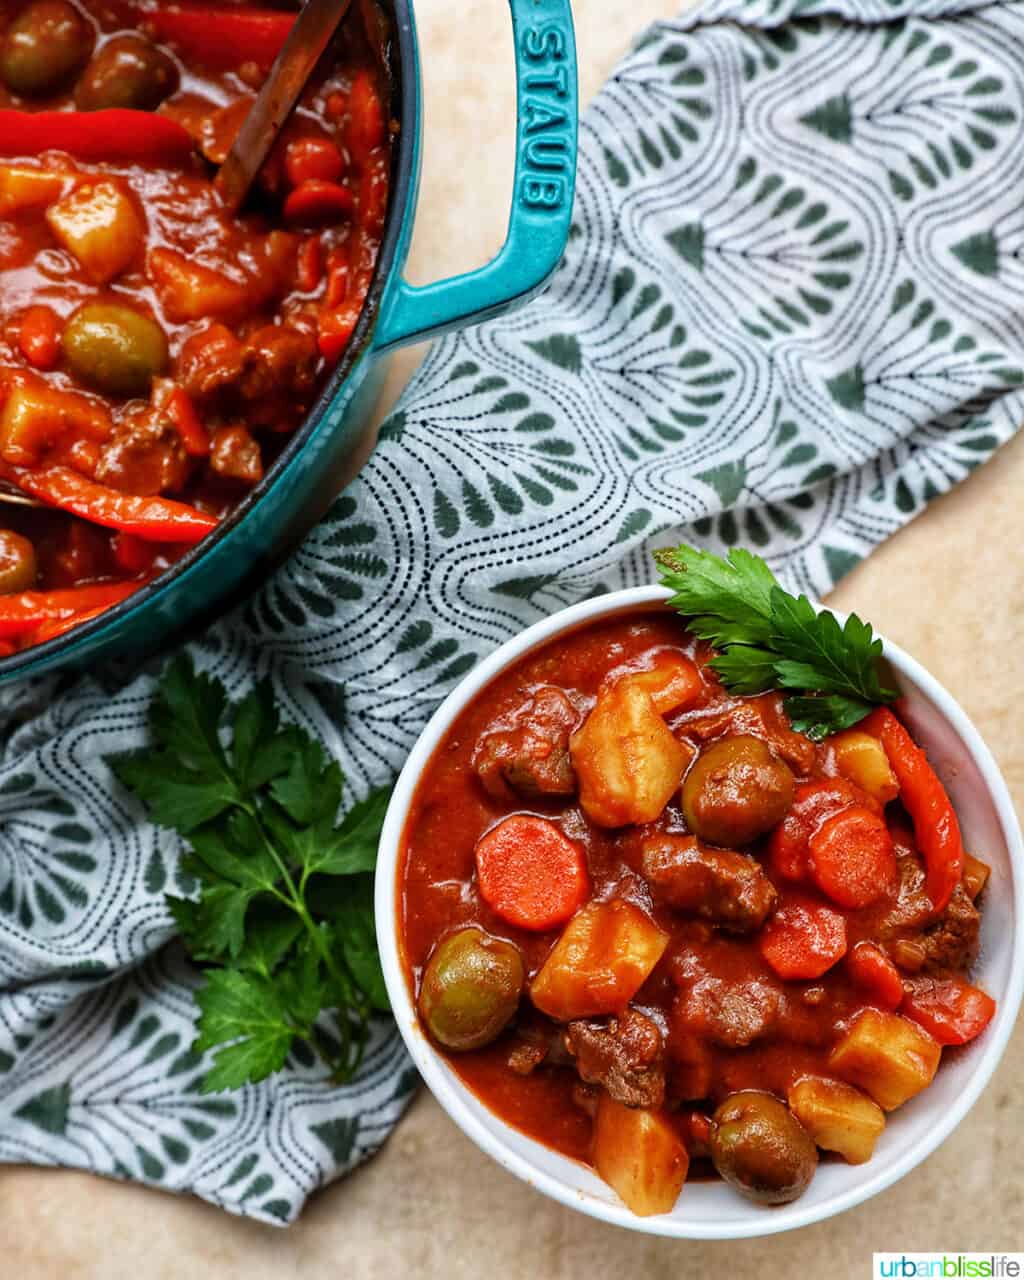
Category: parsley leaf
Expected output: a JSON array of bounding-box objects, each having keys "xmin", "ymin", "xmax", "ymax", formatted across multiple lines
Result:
[
  {"xmin": 194, "ymin": 970, "xmax": 296, "ymax": 1092},
  {"xmin": 109, "ymin": 657, "xmax": 393, "ymax": 1093},
  {"xmin": 655, "ymin": 544, "xmax": 898, "ymax": 740},
  {"xmin": 657, "ymin": 545, "xmax": 776, "ymax": 647}
]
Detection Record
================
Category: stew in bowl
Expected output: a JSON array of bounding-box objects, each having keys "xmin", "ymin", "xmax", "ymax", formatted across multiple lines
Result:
[{"xmin": 380, "ymin": 582, "xmax": 1024, "ymax": 1236}]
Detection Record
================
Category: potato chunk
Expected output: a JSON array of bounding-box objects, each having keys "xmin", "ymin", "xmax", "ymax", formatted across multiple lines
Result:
[
  {"xmin": 148, "ymin": 248, "xmax": 252, "ymax": 323},
  {"xmin": 593, "ymin": 1094, "xmax": 689, "ymax": 1217},
  {"xmin": 571, "ymin": 678, "xmax": 693, "ymax": 828},
  {"xmin": 787, "ymin": 1077, "xmax": 885, "ymax": 1164},
  {"xmin": 46, "ymin": 181, "xmax": 144, "ymax": 283},
  {"xmin": 830, "ymin": 731, "xmax": 899, "ymax": 805},
  {"xmin": 530, "ymin": 900, "xmax": 668, "ymax": 1022},
  {"xmin": 149, "ymin": 232, "xmax": 298, "ymax": 323},
  {"xmin": 621, "ymin": 652, "xmax": 702, "ymax": 714},
  {"xmin": 0, "ymin": 165, "xmax": 73, "ymax": 216},
  {"xmin": 0, "ymin": 373, "xmax": 111, "ymax": 466},
  {"xmin": 828, "ymin": 1009, "xmax": 940, "ymax": 1111}
]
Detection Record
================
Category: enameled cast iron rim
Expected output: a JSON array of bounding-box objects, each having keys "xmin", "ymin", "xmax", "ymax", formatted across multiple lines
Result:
[
  {"xmin": 0, "ymin": 0, "xmax": 418, "ymax": 677},
  {"xmin": 375, "ymin": 584, "xmax": 1024, "ymax": 1240}
]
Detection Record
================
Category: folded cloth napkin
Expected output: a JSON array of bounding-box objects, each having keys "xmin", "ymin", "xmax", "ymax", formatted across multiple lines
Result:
[{"xmin": 2, "ymin": 0, "xmax": 1022, "ymax": 1226}]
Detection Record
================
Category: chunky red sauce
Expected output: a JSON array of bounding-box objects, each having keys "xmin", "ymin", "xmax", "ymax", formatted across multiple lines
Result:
[
  {"xmin": 399, "ymin": 609, "xmax": 993, "ymax": 1215},
  {"xmin": 0, "ymin": 0, "xmax": 391, "ymax": 650}
]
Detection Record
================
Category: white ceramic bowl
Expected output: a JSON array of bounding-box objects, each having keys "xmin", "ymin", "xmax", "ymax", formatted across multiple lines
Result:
[{"xmin": 375, "ymin": 586, "xmax": 1024, "ymax": 1239}]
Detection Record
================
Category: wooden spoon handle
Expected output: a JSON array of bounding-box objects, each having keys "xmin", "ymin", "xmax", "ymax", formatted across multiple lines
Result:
[{"xmin": 216, "ymin": 0, "xmax": 355, "ymax": 214}]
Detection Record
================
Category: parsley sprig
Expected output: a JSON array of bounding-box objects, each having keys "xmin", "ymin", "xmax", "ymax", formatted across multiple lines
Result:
[
  {"xmin": 110, "ymin": 657, "xmax": 391, "ymax": 1094},
  {"xmin": 655, "ymin": 544, "xmax": 898, "ymax": 739}
]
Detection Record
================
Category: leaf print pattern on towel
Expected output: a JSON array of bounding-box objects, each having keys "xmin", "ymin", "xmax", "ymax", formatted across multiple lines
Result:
[
  {"xmin": 5, "ymin": 0, "xmax": 1024, "ymax": 1228},
  {"xmin": 666, "ymin": 157, "xmax": 865, "ymax": 341}
]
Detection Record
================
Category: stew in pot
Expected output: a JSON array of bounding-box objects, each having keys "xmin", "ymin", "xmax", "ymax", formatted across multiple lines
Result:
[
  {"xmin": 0, "ymin": 0, "xmax": 391, "ymax": 651},
  {"xmin": 399, "ymin": 609, "xmax": 995, "ymax": 1217}
]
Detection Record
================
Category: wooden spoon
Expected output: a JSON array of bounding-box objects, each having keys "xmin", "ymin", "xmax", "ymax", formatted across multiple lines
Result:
[{"xmin": 216, "ymin": 0, "xmax": 355, "ymax": 214}]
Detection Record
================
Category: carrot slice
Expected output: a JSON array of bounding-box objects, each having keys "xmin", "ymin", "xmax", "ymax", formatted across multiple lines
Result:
[
  {"xmin": 901, "ymin": 976, "xmax": 995, "ymax": 1046},
  {"xmin": 475, "ymin": 814, "xmax": 589, "ymax": 932},
  {"xmin": 845, "ymin": 942, "xmax": 904, "ymax": 1010},
  {"xmin": 285, "ymin": 137, "xmax": 345, "ymax": 188},
  {"xmin": 283, "ymin": 179, "xmax": 355, "ymax": 227},
  {"xmin": 18, "ymin": 306, "xmax": 62, "ymax": 371},
  {"xmin": 809, "ymin": 806, "xmax": 896, "ymax": 909},
  {"xmin": 767, "ymin": 778, "xmax": 880, "ymax": 882},
  {"xmin": 760, "ymin": 892, "xmax": 847, "ymax": 980}
]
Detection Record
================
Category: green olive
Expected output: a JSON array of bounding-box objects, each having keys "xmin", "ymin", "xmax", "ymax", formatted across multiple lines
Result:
[
  {"xmin": 62, "ymin": 303, "xmax": 168, "ymax": 398},
  {"xmin": 418, "ymin": 927, "xmax": 524, "ymax": 1052},
  {"xmin": 682, "ymin": 735, "xmax": 794, "ymax": 848},
  {"xmin": 0, "ymin": 1, "xmax": 93, "ymax": 97},
  {"xmin": 0, "ymin": 530, "xmax": 37, "ymax": 594},
  {"xmin": 710, "ymin": 1091, "xmax": 818, "ymax": 1205},
  {"xmin": 74, "ymin": 34, "xmax": 178, "ymax": 112}
]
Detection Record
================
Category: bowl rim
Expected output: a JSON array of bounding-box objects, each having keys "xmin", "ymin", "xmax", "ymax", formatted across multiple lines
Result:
[{"xmin": 374, "ymin": 583, "xmax": 1024, "ymax": 1239}]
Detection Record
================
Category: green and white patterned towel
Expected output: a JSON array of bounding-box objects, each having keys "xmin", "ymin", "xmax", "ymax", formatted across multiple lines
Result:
[{"xmin": 1, "ymin": 0, "xmax": 1021, "ymax": 1226}]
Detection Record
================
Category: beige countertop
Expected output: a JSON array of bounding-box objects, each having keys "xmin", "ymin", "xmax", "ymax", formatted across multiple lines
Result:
[{"xmin": 4, "ymin": 1, "xmax": 1024, "ymax": 1274}]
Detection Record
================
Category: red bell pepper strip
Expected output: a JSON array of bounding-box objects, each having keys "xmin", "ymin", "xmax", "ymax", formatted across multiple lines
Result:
[
  {"xmin": 0, "ymin": 111, "xmax": 195, "ymax": 166},
  {"xmin": 138, "ymin": 5, "xmax": 295, "ymax": 71},
  {"xmin": 0, "ymin": 584, "xmax": 140, "ymax": 641},
  {"xmin": 861, "ymin": 708, "xmax": 964, "ymax": 914},
  {"xmin": 901, "ymin": 976, "xmax": 995, "ymax": 1046},
  {"xmin": 32, "ymin": 602, "xmax": 126, "ymax": 645},
  {"xmin": 1, "ymin": 465, "xmax": 218, "ymax": 543}
]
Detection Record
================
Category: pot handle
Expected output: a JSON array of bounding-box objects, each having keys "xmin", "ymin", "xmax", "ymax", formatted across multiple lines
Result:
[{"xmin": 372, "ymin": 0, "xmax": 578, "ymax": 353}]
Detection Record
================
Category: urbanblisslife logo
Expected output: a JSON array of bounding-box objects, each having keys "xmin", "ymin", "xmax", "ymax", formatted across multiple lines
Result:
[{"xmin": 875, "ymin": 1257, "xmax": 1024, "ymax": 1279}]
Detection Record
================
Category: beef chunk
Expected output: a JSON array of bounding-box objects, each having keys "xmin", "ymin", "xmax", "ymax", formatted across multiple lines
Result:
[
  {"xmin": 238, "ymin": 325, "xmax": 319, "ymax": 403},
  {"xmin": 96, "ymin": 403, "xmax": 188, "ymax": 496},
  {"xmin": 210, "ymin": 423, "xmax": 263, "ymax": 485},
  {"xmin": 178, "ymin": 323, "xmax": 244, "ymax": 399},
  {"xmin": 504, "ymin": 1014, "xmax": 573, "ymax": 1077},
  {"xmin": 473, "ymin": 686, "xmax": 579, "ymax": 801},
  {"xmin": 876, "ymin": 847, "xmax": 933, "ymax": 939},
  {"xmin": 178, "ymin": 322, "xmax": 318, "ymax": 425},
  {"xmin": 680, "ymin": 692, "xmax": 817, "ymax": 774},
  {"xmin": 875, "ymin": 846, "xmax": 980, "ymax": 974},
  {"xmin": 641, "ymin": 834, "xmax": 777, "ymax": 933},
  {"xmin": 507, "ymin": 1041, "xmax": 548, "ymax": 1076},
  {"xmin": 671, "ymin": 973, "xmax": 781, "ymax": 1049},
  {"xmin": 565, "ymin": 1008, "xmax": 666, "ymax": 1108},
  {"xmin": 920, "ymin": 882, "xmax": 980, "ymax": 974}
]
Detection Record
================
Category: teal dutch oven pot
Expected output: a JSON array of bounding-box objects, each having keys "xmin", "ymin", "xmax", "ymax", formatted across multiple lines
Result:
[{"xmin": 0, "ymin": 0, "xmax": 578, "ymax": 682}]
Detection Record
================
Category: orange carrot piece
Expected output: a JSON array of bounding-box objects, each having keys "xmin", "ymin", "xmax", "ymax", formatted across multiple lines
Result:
[
  {"xmin": 283, "ymin": 179, "xmax": 355, "ymax": 227},
  {"xmin": 18, "ymin": 306, "xmax": 62, "ymax": 371},
  {"xmin": 767, "ymin": 778, "xmax": 876, "ymax": 882},
  {"xmin": 285, "ymin": 137, "xmax": 345, "ymax": 187},
  {"xmin": 760, "ymin": 892, "xmax": 847, "ymax": 980},
  {"xmin": 809, "ymin": 806, "xmax": 897, "ymax": 909},
  {"xmin": 845, "ymin": 942, "xmax": 904, "ymax": 1010},
  {"xmin": 475, "ymin": 814, "xmax": 589, "ymax": 932}
]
